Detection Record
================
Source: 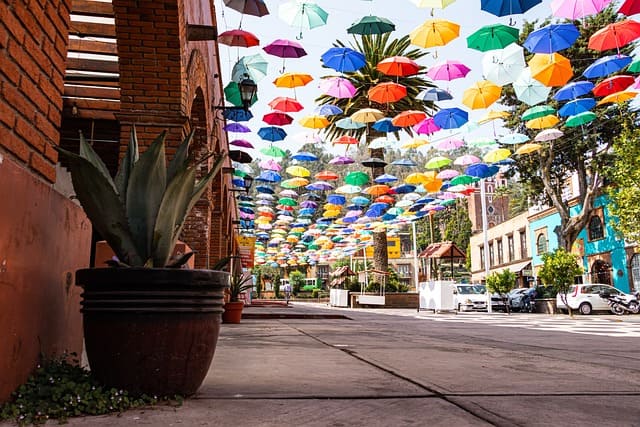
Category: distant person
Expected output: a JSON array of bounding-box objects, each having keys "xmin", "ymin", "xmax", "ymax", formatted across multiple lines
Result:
[{"xmin": 283, "ymin": 283, "xmax": 292, "ymax": 305}]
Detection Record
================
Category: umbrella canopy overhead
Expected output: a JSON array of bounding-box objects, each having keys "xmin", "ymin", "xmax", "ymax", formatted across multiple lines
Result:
[
  {"xmin": 462, "ymin": 80, "xmax": 501, "ymax": 110},
  {"xmin": 232, "ymin": 53, "xmax": 269, "ymax": 82},
  {"xmin": 319, "ymin": 76, "xmax": 357, "ymax": 98},
  {"xmin": 523, "ymin": 23, "xmax": 580, "ymax": 54},
  {"xmin": 513, "ymin": 68, "xmax": 552, "ymax": 105},
  {"xmin": 321, "ymin": 47, "xmax": 367, "ymax": 73},
  {"xmin": 481, "ymin": 43, "xmax": 526, "ymax": 86},
  {"xmin": 279, "ymin": 0, "xmax": 328, "ymax": 39},
  {"xmin": 583, "ymin": 54, "xmax": 632, "ymax": 79},
  {"xmin": 553, "ymin": 80, "xmax": 594, "ymax": 101},
  {"xmin": 268, "ymin": 96, "xmax": 303, "ymax": 112},
  {"xmin": 409, "ymin": 18, "xmax": 460, "ymax": 48},
  {"xmin": 377, "ymin": 56, "xmax": 420, "ymax": 76},
  {"xmin": 551, "ymin": 0, "xmax": 612, "ymax": 19},
  {"xmin": 368, "ymin": 82, "xmax": 407, "ymax": 104},
  {"xmin": 347, "ymin": 15, "xmax": 396, "ymax": 35},
  {"xmin": 273, "ymin": 72, "xmax": 313, "ymax": 88},
  {"xmin": 426, "ymin": 60, "xmax": 471, "ymax": 81},
  {"xmin": 467, "ymin": 23, "xmax": 519, "ymax": 52},
  {"xmin": 218, "ymin": 29, "xmax": 260, "ymax": 47},
  {"xmin": 529, "ymin": 52, "xmax": 573, "ymax": 87},
  {"xmin": 480, "ymin": 0, "xmax": 543, "ymax": 17},
  {"xmin": 224, "ymin": 0, "xmax": 269, "ymax": 17},
  {"xmin": 588, "ymin": 19, "xmax": 640, "ymax": 52}
]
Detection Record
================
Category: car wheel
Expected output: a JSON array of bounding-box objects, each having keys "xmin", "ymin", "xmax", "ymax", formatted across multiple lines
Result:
[
  {"xmin": 629, "ymin": 301, "xmax": 640, "ymax": 314},
  {"xmin": 579, "ymin": 302, "xmax": 592, "ymax": 315}
]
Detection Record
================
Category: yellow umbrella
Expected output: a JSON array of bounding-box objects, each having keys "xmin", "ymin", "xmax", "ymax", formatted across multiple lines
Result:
[
  {"xmin": 401, "ymin": 138, "xmax": 429, "ymax": 149},
  {"xmin": 462, "ymin": 80, "xmax": 501, "ymax": 110},
  {"xmin": 409, "ymin": 18, "xmax": 460, "ymax": 48},
  {"xmin": 515, "ymin": 143, "xmax": 543, "ymax": 155},
  {"xmin": 478, "ymin": 109, "xmax": 510, "ymax": 124},
  {"xmin": 323, "ymin": 203, "xmax": 342, "ymax": 211},
  {"xmin": 529, "ymin": 53, "xmax": 573, "ymax": 88},
  {"xmin": 405, "ymin": 172, "xmax": 430, "ymax": 184},
  {"xmin": 597, "ymin": 90, "xmax": 638, "ymax": 105},
  {"xmin": 525, "ymin": 114, "xmax": 559, "ymax": 129},
  {"xmin": 285, "ymin": 165, "xmax": 310, "ymax": 177},
  {"xmin": 323, "ymin": 209, "xmax": 341, "ymax": 218},
  {"xmin": 483, "ymin": 148, "xmax": 511, "ymax": 163},
  {"xmin": 299, "ymin": 114, "xmax": 329, "ymax": 129},
  {"xmin": 364, "ymin": 184, "xmax": 391, "ymax": 196},
  {"xmin": 280, "ymin": 177, "xmax": 309, "ymax": 188},
  {"xmin": 273, "ymin": 72, "xmax": 313, "ymax": 88},
  {"xmin": 351, "ymin": 108, "xmax": 384, "ymax": 123}
]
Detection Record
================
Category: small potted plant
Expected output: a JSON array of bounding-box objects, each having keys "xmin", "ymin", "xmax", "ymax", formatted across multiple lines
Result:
[
  {"xmin": 56, "ymin": 126, "xmax": 229, "ymax": 397},
  {"xmin": 222, "ymin": 267, "xmax": 254, "ymax": 323}
]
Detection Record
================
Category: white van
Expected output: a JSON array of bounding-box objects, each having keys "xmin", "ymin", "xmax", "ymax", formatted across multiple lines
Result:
[{"xmin": 453, "ymin": 284, "xmax": 488, "ymax": 312}]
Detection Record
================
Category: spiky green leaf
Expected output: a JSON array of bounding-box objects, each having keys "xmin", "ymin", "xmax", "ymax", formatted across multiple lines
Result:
[
  {"xmin": 78, "ymin": 132, "xmax": 117, "ymax": 193},
  {"xmin": 167, "ymin": 130, "xmax": 193, "ymax": 184},
  {"xmin": 114, "ymin": 125, "xmax": 139, "ymax": 203}
]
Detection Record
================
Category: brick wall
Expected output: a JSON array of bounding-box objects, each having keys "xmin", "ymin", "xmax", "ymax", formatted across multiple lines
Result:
[{"xmin": 0, "ymin": 0, "xmax": 72, "ymax": 183}]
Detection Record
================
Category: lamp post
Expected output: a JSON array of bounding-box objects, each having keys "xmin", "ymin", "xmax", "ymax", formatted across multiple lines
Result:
[
  {"xmin": 213, "ymin": 75, "xmax": 257, "ymax": 112},
  {"xmin": 480, "ymin": 179, "xmax": 492, "ymax": 313}
]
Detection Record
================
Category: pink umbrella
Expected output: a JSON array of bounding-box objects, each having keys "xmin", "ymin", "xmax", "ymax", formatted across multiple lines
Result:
[
  {"xmin": 551, "ymin": 0, "xmax": 612, "ymax": 20},
  {"xmin": 413, "ymin": 117, "xmax": 441, "ymax": 135},
  {"xmin": 434, "ymin": 137, "xmax": 465, "ymax": 151},
  {"xmin": 230, "ymin": 139, "xmax": 254, "ymax": 148},
  {"xmin": 319, "ymin": 77, "xmax": 357, "ymax": 99},
  {"xmin": 436, "ymin": 169, "xmax": 460, "ymax": 179},
  {"xmin": 426, "ymin": 60, "xmax": 471, "ymax": 81},
  {"xmin": 259, "ymin": 158, "xmax": 282, "ymax": 171},
  {"xmin": 329, "ymin": 155, "xmax": 355, "ymax": 165},
  {"xmin": 263, "ymin": 39, "xmax": 307, "ymax": 72},
  {"xmin": 453, "ymin": 154, "xmax": 481, "ymax": 166}
]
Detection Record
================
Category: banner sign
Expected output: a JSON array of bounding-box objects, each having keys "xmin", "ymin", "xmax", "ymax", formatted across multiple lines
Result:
[{"xmin": 237, "ymin": 235, "xmax": 256, "ymax": 268}]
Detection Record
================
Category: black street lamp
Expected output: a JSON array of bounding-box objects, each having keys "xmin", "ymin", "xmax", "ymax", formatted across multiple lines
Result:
[{"xmin": 213, "ymin": 75, "xmax": 257, "ymax": 112}]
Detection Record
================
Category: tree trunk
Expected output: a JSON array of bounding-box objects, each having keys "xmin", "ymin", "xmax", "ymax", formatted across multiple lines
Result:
[{"xmin": 369, "ymin": 140, "xmax": 388, "ymax": 277}]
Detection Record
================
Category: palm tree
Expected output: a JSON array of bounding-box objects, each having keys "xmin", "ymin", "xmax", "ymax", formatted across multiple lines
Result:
[{"xmin": 316, "ymin": 33, "xmax": 438, "ymax": 277}]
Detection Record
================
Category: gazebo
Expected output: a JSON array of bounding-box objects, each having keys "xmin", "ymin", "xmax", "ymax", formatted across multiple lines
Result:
[
  {"xmin": 329, "ymin": 265, "xmax": 356, "ymax": 289},
  {"xmin": 418, "ymin": 241, "xmax": 466, "ymax": 281}
]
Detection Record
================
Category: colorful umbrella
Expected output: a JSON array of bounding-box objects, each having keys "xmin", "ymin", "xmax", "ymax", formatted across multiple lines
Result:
[
  {"xmin": 286, "ymin": 166, "xmax": 310, "ymax": 177},
  {"xmin": 483, "ymin": 148, "xmax": 511, "ymax": 163},
  {"xmin": 314, "ymin": 104, "xmax": 343, "ymax": 116},
  {"xmin": 259, "ymin": 158, "xmax": 282, "ymax": 171},
  {"xmin": 291, "ymin": 152, "xmax": 318, "ymax": 161},
  {"xmin": 224, "ymin": 0, "xmax": 269, "ymax": 17},
  {"xmin": 232, "ymin": 54, "xmax": 268, "ymax": 82},
  {"xmin": 597, "ymin": 90, "xmax": 638, "ymax": 105},
  {"xmin": 223, "ymin": 108, "xmax": 253, "ymax": 122},
  {"xmin": 278, "ymin": 0, "xmax": 328, "ymax": 39},
  {"xmin": 280, "ymin": 177, "xmax": 309, "ymax": 188},
  {"xmin": 434, "ymin": 137, "xmax": 464, "ymax": 150},
  {"xmin": 268, "ymin": 96, "xmax": 303, "ymax": 112},
  {"xmin": 332, "ymin": 135, "xmax": 359, "ymax": 145},
  {"xmin": 481, "ymin": 0, "xmax": 542, "ymax": 17},
  {"xmin": 465, "ymin": 163, "xmax": 499, "ymax": 179},
  {"xmin": 257, "ymin": 170, "xmax": 281, "ymax": 183},
  {"xmin": 498, "ymin": 133, "xmax": 529, "ymax": 145},
  {"xmin": 401, "ymin": 138, "xmax": 429, "ymax": 149},
  {"xmin": 467, "ymin": 23, "xmax": 519, "ymax": 52},
  {"xmin": 258, "ymin": 126, "xmax": 287, "ymax": 142},
  {"xmin": 454, "ymin": 154, "xmax": 481, "ymax": 165},
  {"xmin": 224, "ymin": 122, "xmax": 251, "ymax": 133},
  {"xmin": 369, "ymin": 137, "xmax": 396, "ymax": 149},
  {"xmin": 391, "ymin": 110, "xmax": 427, "ymax": 127},
  {"xmin": 263, "ymin": 111, "xmax": 293, "ymax": 126},
  {"xmin": 318, "ymin": 77, "xmax": 357, "ymax": 98},
  {"xmin": 329, "ymin": 156, "xmax": 355, "ymax": 165},
  {"xmin": 433, "ymin": 107, "xmax": 468, "ymax": 129},
  {"xmin": 263, "ymin": 39, "xmax": 307, "ymax": 72},
  {"xmin": 525, "ymin": 114, "xmax": 560, "ymax": 129},
  {"xmin": 373, "ymin": 118, "xmax": 402, "ymax": 133},
  {"xmin": 529, "ymin": 53, "xmax": 573, "ymax": 87},
  {"xmin": 588, "ymin": 20, "xmax": 640, "ymax": 52},
  {"xmin": 417, "ymin": 87, "xmax": 453, "ymax": 102},
  {"xmin": 335, "ymin": 118, "xmax": 366, "ymax": 129},
  {"xmin": 583, "ymin": 55, "xmax": 632, "ymax": 79},
  {"xmin": 513, "ymin": 68, "xmax": 552, "ymax": 105},
  {"xmin": 481, "ymin": 43, "xmax": 526, "ymax": 86},
  {"xmin": 564, "ymin": 111, "xmax": 597, "ymax": 127},
  {"xmin": 425, "ymin": 156, "xmax": 452, "ymax": 169},
  {"xmin": 551, "ymin": 0, "xmax": 611, "ymax": 19},
  {"xmin": 558, "ymin": 98, "xmax": 595, "ymax": 116},
  {"xmin": 426, "ymin": 60, "xmax": 470, "ymax": 81},
  {"xmin": 515, "ymin": 143, "xmax": 543, "ymax": 155},
  {"xmin": 391, "ymin": 158, "xmax": 417, "ymax": 167},
  {"xmin": 478, "ymin": 110, "xmax": 510, "ymax": 124},
  {"xmin": 321, "ymin": 47, "xmax": 366, "ymax": 73},
  {"xmin": 436, "ymin": 169, "xmax": 460, "ymax": 180},
  {"xmin": 229, "ymin": 150, "xmax": 253, "ymax": 163},
  {"xmin": 224, "ymin": 82, "xmax": 258, "ymax": 107},
  {"xmin": 351, "ymin": 108, "xmax": 385, "ymax": 123},
  {"xmin": 368, "ymin": 82, "xmax": 407, "ymax": 104},
  {"xmin": 409, "ymin": 18, "xmax": 460, "ymax": 48},
  {"xmin": 593, "ymin": 75, "xmax": 635, "ymax": 97},
  {"xmin": 524, "ymin": 23, "xmax": 580, "ymax": 54},
  {"xmin": 345, "ymin": 171, "xmax": 370, "ymax": 186},
  {"xmin": 522, "ymin": 105, "xmax": 555, "ymax": 121},
  {"xmin": 553, "ymin": 80, "xmax": 594, "ymax": 101},
  {"xmin": 374, "ymin": 173, "xmax": 398, "ymax": 184},
  {"xmin": 413, "ymin": 117, "xmax": 441, "ymax": 135},
  {"xmin": 619, "ymin": 0, "xmax": 640, "ymax": 15},
  {"xmin": 335, "ymin": 184, "xmax": 362, "ymax": 194},
  {"xmin": 229, "ymin": 139, "xmax": 254, "ymax": 148},
  {"xmin": 377, "ymin": 56, "xmax": 420, "ymax": 77},
  {"xmin": 218, "ymin": 29, "xmax": 260, "ymax": 47},
  {"xmin": 534, "ymin": 128, "xmax": 564, "ymax": 141},
  {"xmin": 315, "ymin": 170, "xmax": 339, "ymax": 181},
  {"xmin": 364, "ymin": 185, "xmax": 391, "ymax": 197},
  {"xmin": 462, "ymin": 80, "xmax": 501, "ymax": 110},
  {"xmin": 299, "ymin": 115, "xmax": 329, "ymax": 129},
  {"xmin": 273, "ymin": 72, "xmax": 313, "ymax": 88},
  {"xmin": 347, "ymin": 15, "xmax": 395, "ymax": 35},
  {"xmin": 361, "ymin": 158, "xmax": 388, "ymax": 168},
  {"xmin": 260, "ymin": 145, "xmax": 287, "ymax": 158}
]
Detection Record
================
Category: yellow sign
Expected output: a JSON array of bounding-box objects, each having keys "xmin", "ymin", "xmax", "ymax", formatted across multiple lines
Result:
[
  {"xmin": 237, "ymin": 235, "xmax": 256, "ymax": 268},
  {"xmin": 364, "ymin": 236, "xmax": 401, "ymax": 259}
]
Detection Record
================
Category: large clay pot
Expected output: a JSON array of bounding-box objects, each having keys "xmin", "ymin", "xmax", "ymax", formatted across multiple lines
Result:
[
  {"xmin": 76, "ymin": 268, "xmax": 228, "ymax": 396},
  {"xmin": 222, "ymin": 301, "xmax": 244, "ymax": 324}
]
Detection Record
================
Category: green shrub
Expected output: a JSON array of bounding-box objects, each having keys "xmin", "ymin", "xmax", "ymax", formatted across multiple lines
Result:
[
  {"xmin": 289, "ymin": 271, "xmax": 305, "ymax": 295},
  {"xmin": 0, "ymin": 354, "xmax": 181, "ymax": 425},
  {"xmin": 311, "ymin": 289, "xmax": 320, "ymax": 298}
]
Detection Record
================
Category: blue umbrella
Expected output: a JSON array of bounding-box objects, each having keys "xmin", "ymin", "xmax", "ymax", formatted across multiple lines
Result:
[
  {"xmin": 255, "ymin": 185, "xmax": 275, "ymax": 194},
  {"xmin": 583, "ymin": 55, "xmax": 632, "ymax": 79},
  {"xmin": 374, "ymin": 173, "xmax": 398, "ymax": 184},
  {"xmin": 291, "ymin": 151, "xmax": 318, "ymax": 161},
  {"xmin": 481, "ymin": 0, "xmax": 542, "ymax": 17},
  {"xmin": 321, "ymin": 47, "xmax": 366, "ymax": 73},
  {"xmin": 391, "ymin": 158, "xmax": 417, "ymax": 167},
  {"xmin": 239, "ymin": 206, "xmax": 254, "ymax": 214},
  {"xmin": 223, "ymin": 122, "xmax": 251, "ymax": 133},
  {"xmin": 523, "ymin": 23, "xmax": 579, "ymax": 54},
  {"xmin": 553, "ymin": 81, "xmax": 594, "ymax": 101},
  {"xmin": 416, "ymin": 196, "xmax": 435, "ymax": 204},
  {"xmin": 558, "ymin": 98, "xmax": 596, "ymax": 117},
  {"xmin": 417, "ymin": 87, "xmax": 454, "ymax": 102},
  {"xmin": 365, "ymin": 203, "xmax": 389, "ymax": 217},
  {"xmin": 306, "ymin": 182, "xmax": 333, "ymax": 191},
  {"xmin": 372, "ymin": 117, "xmax": 402, "ymax": 132},
  {"xmin": 223, "ymin": 108, "xmax": 253, "ymax": 122},
  {"xmin": 258, "ymin": 126, "xmax": 287, "ymax": 142},
  {"xmin": 299, "ymin": 208, "xmax": 316, "ymax": 216},
  {"xmin": 391, "ymin": 184, "xmax": 416, "ymax": 194},
  {"xmin": 408, "ymin": 203, "xmax": 426, "ymax": 213},
  {"xmin": 327, "ymin": 194, "xmax": 347, "ymax": 205},
  {"xmin": 465, "ymin": 163, "xmax": 499, "ymax": 179},
  {"xmin": 351, "ymin": 196, "xmax": 370, "ymax": 206},
  {"xmin": 232, "ymin": 177, "xmax": 245, "ymax": 187},
  {"xmin": 314, "ymin": 104, "xmax": 343, "ymax": 116},
  {"xmin": 256, "ymin": 170, "xmax": 282, "ymax": 183},
  {"xmin": 433, "ymin": 108, "xmax": 469, "ymax": 129}
]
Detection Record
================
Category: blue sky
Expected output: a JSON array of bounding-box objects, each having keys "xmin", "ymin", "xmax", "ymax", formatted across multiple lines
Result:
[{"xmin": 214, "ymin": 0, "xmax": 617, "ymax": 159}]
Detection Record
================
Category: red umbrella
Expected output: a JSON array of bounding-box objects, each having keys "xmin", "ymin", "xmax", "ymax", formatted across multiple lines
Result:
[
  {"xmin": 375, "ymin": 195, "xmax": 395, "ymax": 204},
  {"xmin": 376, "ymin": 56, "xmax": 420, "ymax": 77},
  {"xmin": 391, "ymin": 110, "xmax": 427, "ymax": 127},
  {"xmin": 368, "ymin": 82, "xmax": 407, "ymax": 104},
  {"xmin": 619, "ymin": 0, "xmax": 640, "ymax": 16},
  {"xmin": 593, "ymin": 75, "xmax": 635, "ymax": 97},
  {"xmin": 588, "ymin": 19, "xmax": 640, "ymax": 52},
  {"xmin": 268, "ymin": 96, "xmax": 303, "ymax": 112},
  {"xmin": 315, "ymin": 170, "xmax": 339, "ymax": 181},
  {"xmin": 218, "ymin": 29, "xmax": 260, "ymax": 47},
  {"xmin": 332, "ymin": 135, "xmax": 359, "ymax": 145},
  {"xmin": 262, "ymin": 111, "xmax": 293, "ymax": 126}
]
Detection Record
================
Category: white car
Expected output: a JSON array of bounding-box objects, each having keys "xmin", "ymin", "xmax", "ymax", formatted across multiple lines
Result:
[
  {"xmin": 556, "ymin": 284, "xmax": 638, "ymax": 315},
  {"xmin": 453, "ymin": 284, "xmax": 488, "ymax": 311}
]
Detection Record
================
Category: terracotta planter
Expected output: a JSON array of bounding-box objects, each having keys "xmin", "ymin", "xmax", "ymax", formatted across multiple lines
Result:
[
  {"xmin": 535, "ymin": 298, "xmax": 558, "ymax": 314},
  {"xmin": 76, "ymin": 268, "xmax": 228, "ymax": 396},
  {"xmin": 222, "ymin": 301, "xmax": 244, "ymax": 324}
]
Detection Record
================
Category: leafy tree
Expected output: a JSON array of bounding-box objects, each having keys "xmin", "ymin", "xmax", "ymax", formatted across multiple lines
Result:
[
  {"xmin": 288, "ymin": 270, "xmax": 306, "ymax": 296},
  {"xmin": 486, "ymin": 269, "xmax": 517, "ymax": 314},
  {"xmin": 443, "ymin": 202, "xmax": 472, "ymax": 254},
  {"xmin": 499, "ymin": 7, "xmax": 633, "ymax": 251},
  {"xmin": 607, "ymin": 122, "xmax": 640, "ymax": 242},
  {"xmin": 316, "ymin": 33, "xmax": 437, "ymax": 276},
  {"xmin": 538, "ymin": 248, "xmax": 584, "ymax": 316}
]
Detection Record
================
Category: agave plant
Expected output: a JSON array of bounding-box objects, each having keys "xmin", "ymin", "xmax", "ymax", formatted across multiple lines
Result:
[
  {"xmin": 56, "ymin": 127, "xmax": 226, "ymax": 268},
  {"xmin": 228, "ymin": 271, "xmax": 254, "ymax": 302}
]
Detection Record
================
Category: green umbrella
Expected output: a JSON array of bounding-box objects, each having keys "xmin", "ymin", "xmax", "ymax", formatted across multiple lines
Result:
[
  {"xmin": 450, "ymin": 174, "xmax": 477, "ymax": 186},
  {"xmin": 627, "ymin": 59, "xmax": 640, "ymax": 73},
  {"xmin": 260, "ymin": 146, "xmax": 287, "ymax": 158},
  {"xmin": 425, "ymin": 156, "xmax": 452, "ymax": 169},
  {"xmin": 344, "ymin": 171, "xmax": 370, "ymax": 186},
  {"xmin": 279, "ymin": 0, "xmax": 328, "ymax": 39},
  {"xmin": 232, "ymin": 54, "xmax": 268, "ymax": 83},
  {"xmin": 347, "ymin": 15, "xmax": 395, "ymax": 35},
  {"xmin": 522, "ymin": 105, "xmax": 556, "ymax": 121},
  {"xmin": 565, "ymin": 111, "xmax": 597, "ymax": 128},
  {"xmin": 467, "ymin": 24, "xmax": 519, "ymax": 52},
  {"xmin": 224, "ymin": 81, "xmax": 258, "ymax": 107},
  {"xmin": 278, "ymin": 197, "xmax": 298, "ymax": 206}
]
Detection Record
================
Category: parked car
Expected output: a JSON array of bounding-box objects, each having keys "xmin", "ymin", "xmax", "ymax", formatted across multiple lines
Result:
[
  {"xmin": 453, "ymin": 284, "xmax": 488, "ymax": 311},
  {"xmin": 473, "ymin": 284, "xmax": 507, "ymax": 312},
  {"xmin": 556, "ymin": 284, "xmax": 639, "ymax": 315},
  {"xmin": 508, "ymin": 288, "xmax": 537, "ymax": 312}
]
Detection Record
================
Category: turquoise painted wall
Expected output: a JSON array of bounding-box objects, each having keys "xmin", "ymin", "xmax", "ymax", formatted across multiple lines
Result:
[{"xmin": 529, "ymin": 195, "xmax": 630, "ymax": 292}]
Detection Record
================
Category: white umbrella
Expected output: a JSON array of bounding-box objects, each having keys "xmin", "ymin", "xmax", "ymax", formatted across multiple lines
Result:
[
  {"xmin": 535, "ymin": 128, "xmax": 564, "ymax": 141},
  {"xmin": 482, "ymin": 43, "xmax": 526, "ymax": 87},
  {"xmin": 513, "ymin": 68, "xmax": 552, "ymax": 106}
]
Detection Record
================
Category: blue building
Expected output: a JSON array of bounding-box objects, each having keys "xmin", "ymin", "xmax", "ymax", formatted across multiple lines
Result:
[{"xmin": 528, "ymin": 195, "xmax": 638, "ymax": 293}]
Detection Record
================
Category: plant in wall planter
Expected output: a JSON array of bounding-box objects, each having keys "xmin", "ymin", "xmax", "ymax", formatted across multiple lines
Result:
[
  {"xmin": 56, "ymin": 127, "xmax": 229, "ymax": 397},
  {"xmin": 222, "ymin": 267, "xmax": 254, "ymax": 324}
]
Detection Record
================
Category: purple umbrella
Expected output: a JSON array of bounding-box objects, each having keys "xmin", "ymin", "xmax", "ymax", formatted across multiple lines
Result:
[
  {"xmin": 229, "ymin": 139, "xmax": 254, "ymax": 148},
  {"xmin": 329, "ymin": 156, "xmax": 355, "ymax": 165},
  {"xmin": 224, "ymin": 122, "xmax": 251, "ymax": 133},
  {"xmin": 263, "ymin": 39, "xmax": 307, "ymax": 72},
  {"xmin": 413, "ymin": 117, "xmax": 441, "ymax": 135},
  {"xmin": 319, "ymin": 77, "xmax": 357, "ymax": 99},
  {"xmin": 426, "ymin": 60, "xmax": 471, "ymax": 81},
  {"xmin": 300, "ymin": 200, "xmax": 318, "ymax": 208}
]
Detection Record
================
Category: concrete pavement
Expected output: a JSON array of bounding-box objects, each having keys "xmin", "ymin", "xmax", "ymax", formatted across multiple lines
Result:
[{"xmin": 7, "ymin": 302, "xmax": 640, "ymax": 426}]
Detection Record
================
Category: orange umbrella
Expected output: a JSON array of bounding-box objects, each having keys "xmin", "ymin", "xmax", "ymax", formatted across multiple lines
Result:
[
  {"xmin": 368, "ymin": 82, "xmax": 407, "ymax": 104},
  {"xmin": 462, "ymin": 80, "xmax": 501, "ymax": 110},
  {"xmin": 525, "ymin": 114, "xmax": 559, "ymax": 129},
  {"xmin": 597, "ymin": 90, "xmax": 638, "ymax": 105},
  {"xmin": 332, "ymin": 135, "xmax": 359, "ymax": 145},
  {"xmin": 529, "ymin": 53, "xmax": 573, "ymax": 87},
  {"xmin": 376, "ymin": 56, "xmax": 420, "ymax": 77},
  {"xmin": 375, "ymin": 195, "xmax": 396, "ymax": 204},
  {"xmin": 588, "ymin": 19, "xmax": 640, "ymax": 52},
  {"xmin": 391, "ymin": 110, "xmax": 427, "ymax": 127},
  {"xmin": 409, "ymin": 18, "xmax": 460, "ymax": 48},
  {"xmin": 315, "ymin": 170, "xmax": 339, "ymax": 180},
  {"xmin": 273, "ymin": 72, "xmax": 313, "ymax": 88},
  {"xmin": 364, "ymin": 184, "xmax": 391, "ymax": 196},
  {"xmin": 299, "ymin": 114, "xmax": 329, "ymax": 129},
  {"xmin": 423, "ymin": 178, "xmax": 443, "ymax": 193}
]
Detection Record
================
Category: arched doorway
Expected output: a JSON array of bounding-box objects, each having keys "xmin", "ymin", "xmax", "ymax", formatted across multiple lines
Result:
[{"xmin": 590, "ymin": 260, "xmax": 612, "ymax": 286}]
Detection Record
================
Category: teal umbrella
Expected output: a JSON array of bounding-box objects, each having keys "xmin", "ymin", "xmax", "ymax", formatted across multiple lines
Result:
[
  {"xmin": 347, "ymin": 15, "xmax": 395, "ymax": 35},
  {"xmin": 564, "ymin": 111, "xmax": 597, "ymax": 128},
  {"xmin": 232, "ymin": 54, "xmax": 268, "ymax": 82},
  {"xmin": 344, "ymin": 171, "xmax": 370, "ymax": 186},
  {"xmin": 522, "ymin": 105, "xmax": 555, "ymax": 121},
  {"xmin": 260, "ymin": 146, "xmax": 287, "ymax": 158},
  {"xmin": 224, "ymin": 82, "xmax": 258, "ymax": 108},
  {"xmin": 279, "ymin": 0, "xmax": 328, "ymax": 39}
]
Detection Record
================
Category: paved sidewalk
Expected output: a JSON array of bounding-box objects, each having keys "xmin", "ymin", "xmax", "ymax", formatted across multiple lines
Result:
[{"xmin": 7, "ymin": 302, "xmax": 640, "ymax": 426}]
